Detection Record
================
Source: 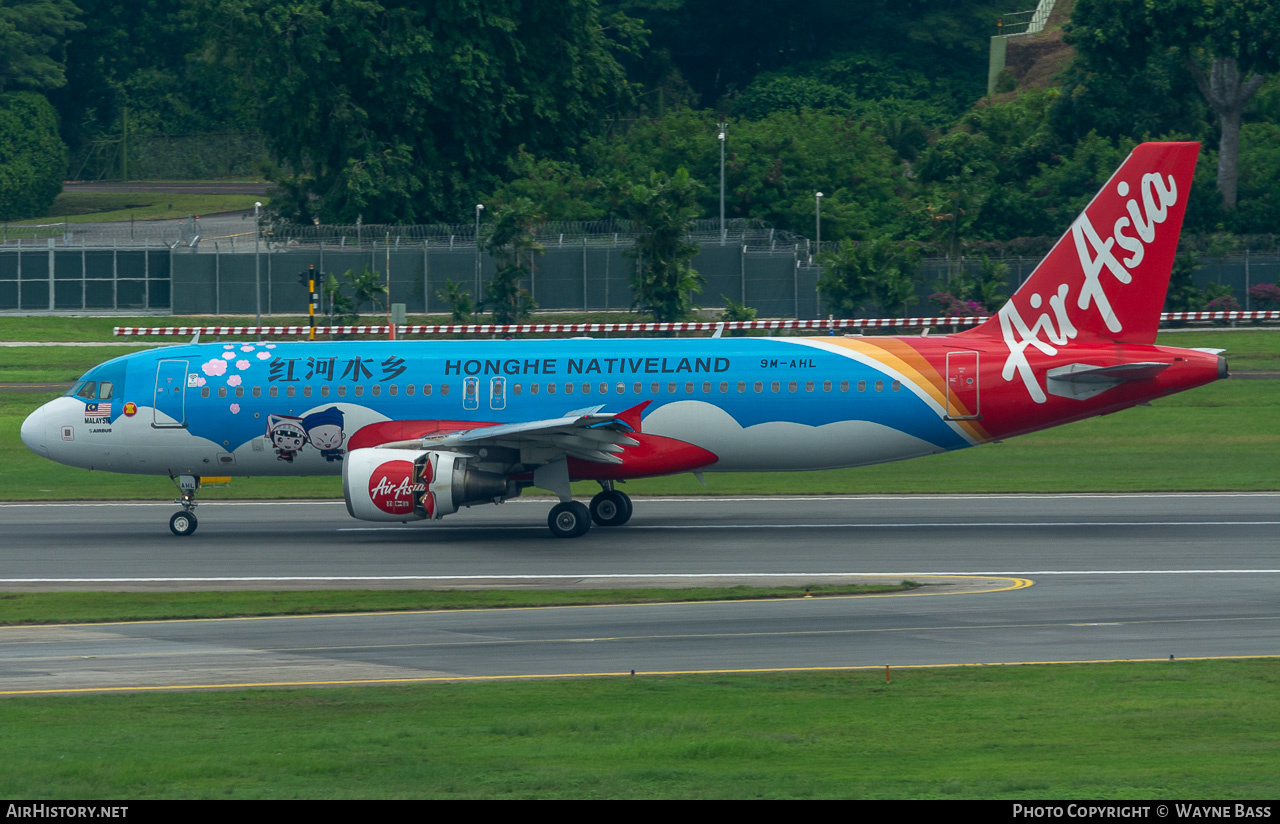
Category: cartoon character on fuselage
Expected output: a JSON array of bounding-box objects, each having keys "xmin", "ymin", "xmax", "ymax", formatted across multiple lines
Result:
[
  {"xmin": 266, "ymin": 414, "xmax": 307, "ymax": 463},
  {"xmin": 303, "ymin": 406, "xmax": 346, "ymax": 462}
]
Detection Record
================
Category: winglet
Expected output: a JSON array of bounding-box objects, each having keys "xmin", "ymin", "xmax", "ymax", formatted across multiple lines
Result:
[{"xmin": 616, "ymin": 401, "xmax": 652, "ymax": 433}]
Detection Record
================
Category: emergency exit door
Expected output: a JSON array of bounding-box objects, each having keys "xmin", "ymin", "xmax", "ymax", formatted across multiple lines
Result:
[{"xmin": 945, "ymin": 351, "xmax": 981, "ymax": 420}]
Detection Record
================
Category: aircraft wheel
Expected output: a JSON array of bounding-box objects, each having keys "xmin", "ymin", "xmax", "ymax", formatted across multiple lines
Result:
[
  {"xmin": 590, "ymin": 490, "xmax": 633, "ymax": 527},
  {"xmin": 169, "ymin": 511, "xmax": 198, "ymax": 537},
  {"xmin": 548, "ymin": 501, "xmax": 592, "ymax": 538}
]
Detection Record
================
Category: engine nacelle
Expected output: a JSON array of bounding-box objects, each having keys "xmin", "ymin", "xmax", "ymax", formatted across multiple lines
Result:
[{"xmin": 343, "ymin": 448, "xmax": 508, "ymax": 522}]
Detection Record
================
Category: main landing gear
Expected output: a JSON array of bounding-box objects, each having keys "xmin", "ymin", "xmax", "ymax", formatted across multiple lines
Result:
[
  {"xmin": 547, "ymin": 484, "xmax": 633, "ymax": 538},
  {"xmin": 168, "ymin": 474, "xmax": 200, "ymax": 536}
]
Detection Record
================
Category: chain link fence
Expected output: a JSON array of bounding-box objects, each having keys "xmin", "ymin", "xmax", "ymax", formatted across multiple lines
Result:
[{"xmin": 3, "ymin": 221, "xmax": 1278, "ymax": 318}]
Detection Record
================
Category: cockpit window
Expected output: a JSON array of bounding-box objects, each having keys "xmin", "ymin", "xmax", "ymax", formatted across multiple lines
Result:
[
  {"xmin": 74, "ymin": 381, "xmax": 98, "ymax": 401},
  {"xmin": 99, "ymin": 382, "xmax": 113, "ymax": 401}
]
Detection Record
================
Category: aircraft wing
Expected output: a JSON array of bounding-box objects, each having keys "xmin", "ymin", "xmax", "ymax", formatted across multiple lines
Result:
[{"xmin": 376, "ymin": 404, "xmax": 642, "ymax": 465}]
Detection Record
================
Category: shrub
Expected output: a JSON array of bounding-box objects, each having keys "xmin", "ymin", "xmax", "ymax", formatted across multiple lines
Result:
[{"xmin": 1246, "ymin": 282, "xmax": 1280, "ymax": 310}]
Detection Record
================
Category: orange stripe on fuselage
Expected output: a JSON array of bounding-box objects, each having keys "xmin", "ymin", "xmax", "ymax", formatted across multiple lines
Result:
[{"xmin": 803, "ymin": 337, "xmax": 991, "ymax": 443}]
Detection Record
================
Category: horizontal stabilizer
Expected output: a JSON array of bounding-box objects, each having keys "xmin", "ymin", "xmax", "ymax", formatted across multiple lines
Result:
[{"xmin": 1046, "ymin": 362, "xmax": 1169, "ymax": 400}]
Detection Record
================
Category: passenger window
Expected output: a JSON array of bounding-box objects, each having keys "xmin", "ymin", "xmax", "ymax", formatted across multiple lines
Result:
[
  {"xmin": 269, "ymin": 386, "xmax": 279, "ymax": 398},
  {"xmin": 353, "ymin": 385, "xmax": 363, "ymax": 397},
  {"xmin": 565, "ymin": 383, "xmax": 574, "ymax": 394},
  {"xmin": 805, "ymin": 381, "xmax": 814, "ymax": 392},
  {"xmin": 371, "ymin": 385, "xmax": 380, "ymax": 397},
  {"xmin": 286, "ymin": 386, "xmax": 296, "ymax": 397},
  {"xmin": 581, "ymin": 383, "xmax": 591, "ymax": 394},
  {"xmin": 235, "ymin": 386, "xmax": 244, "ymax": 397},
  {"xmin": 667, "ymin": 383, "xmax": 676, "ymax": 394},
  {"xmin": 840, "ymin": 381, "xmax": 849, "ymax": 392},
  {"xmin": 218, "ymin": 387, "xmax": 227, "ymax": 398},
  {"xmin": 547, "ymin": 383, "xmax": 555, "ymax": 395},
  {"xmin": 651, "ymin": 382, "xmax": 660, "ymax": 393},
  {"xmin": 702, "ymin": 382, "xmax": 710, "ymax": 393},
  {"xmin": 513, "ymin": 384, "xmax": 522, "ymax": 396},
  {"xmin": 253, "ymin": 386, "xmax": 262, "ymax": 398},
  {"xmin": 531, "ymin": 384, "xmax": 539, "ymax": 395},
  {"xmin": 389, "ymin": 384, "xmax": 398, "ymax": 396},
  {"xmin": 405, "ymin": 384, "xmax": 414, "ymax": 396},
  {"xmin": 201, "ymin": 387, "xmax": 210, "ymax": 398},
  {"xmin": 423, "ymin": 384, "xmax": 432, "ymax": 396},
  {"xmin": 771, "ymin": 381, "xmax": 780, "ymax": 393},
  {"xmin": 892, "ymin": 380, "xmax": 901, "ymax": 392},
  {"xmin": 738, "ymin": 381, "xmax": 745, "ymax": 393},
  {"xmin": 788, "ymin": 381, "xmax": 797, "ymax": 393},
  {"xmin": 875, "ymin": 380, "xmax": 884, "ymax": 392},
  {"xmin": 686, "ymin": 382, "xmax": 695, "ymax": 393},
  {"xmin": 720, "ymin": 382, "xmax": 728, "ymax": 393},
  {"xmin": 337, "ymin": 385, "xmax": 347, "ymax": 397},
  {"xmin": 754, "ymin": 381, "xmax": 763, "ymax": 393},
  {"xmin": 303, "ymin": 385, "xmax": 313, "ymax": 397},
  {"xmin": 823, "ymin": 381, "xmax": 831, "ymax": 392},
  {"xmin": 440, "ymin": 384, "xmax": 449, "ymax": 396},
  {"xmin": 321, "ymin": 385, "xmax": 330, "ymax": 397}
]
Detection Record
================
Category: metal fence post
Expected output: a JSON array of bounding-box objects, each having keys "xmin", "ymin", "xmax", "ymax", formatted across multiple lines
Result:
[{"xmin": 47, "ymin": 238, "xmax": 55, "ymax": 310}]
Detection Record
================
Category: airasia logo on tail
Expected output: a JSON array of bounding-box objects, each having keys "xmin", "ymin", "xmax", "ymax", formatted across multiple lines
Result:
[
  {"xmin": 1071, "ymin": 172, "xmax": 1178, "ymax": 335},
  {"xmin": 369, "ymin": 460, "xmax": 427, "ymax": 515},
  {"xmin": 992, "ymin": 144, "xmax": 1195, "ymax": 404}
]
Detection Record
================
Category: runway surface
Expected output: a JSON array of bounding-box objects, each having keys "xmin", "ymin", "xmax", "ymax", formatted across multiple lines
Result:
[{"xmin": 0, "ymin": 494, "xmax": 1276, "ymax": 694}]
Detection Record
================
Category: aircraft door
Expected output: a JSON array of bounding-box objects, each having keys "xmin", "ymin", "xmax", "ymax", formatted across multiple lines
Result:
[
  {"xmin": 463, "ymin": 377, "xmax": 479, "ymax": 411},
  {"xmin": 945, "ymin": 351, "xmax": 981, "ymax": 420},
  {"xmin": 153, "ymin": 359, "xmax": 190, "ymax": 428},
  {"xmin": 490, "ymin": 377, "xmax": 506, "ymax": 410}
]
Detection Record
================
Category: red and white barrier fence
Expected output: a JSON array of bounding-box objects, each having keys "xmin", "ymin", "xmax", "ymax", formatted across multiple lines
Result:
[{"xmin": 113, "ymin": 310, "xmax": 1280, "ymax": 338}]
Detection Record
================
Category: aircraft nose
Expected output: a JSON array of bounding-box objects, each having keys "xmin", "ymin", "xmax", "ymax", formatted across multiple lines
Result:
[{"xmin": 20, "ymin": 403, "xmax": 50, "ymax": 457}]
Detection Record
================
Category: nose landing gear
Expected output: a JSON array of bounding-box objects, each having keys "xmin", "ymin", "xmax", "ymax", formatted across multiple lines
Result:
[{"xmin": 168, "ymin": 474, "xmax": 200, "ymax": 536}]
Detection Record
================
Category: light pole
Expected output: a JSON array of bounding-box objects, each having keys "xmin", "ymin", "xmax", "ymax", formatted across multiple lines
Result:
[
  {"xmin": 254, "ymin": 201, "xmax": 262, "ymax": 336},
  {"xmin": 475, "ymin": 203, "xmax": 485, "ymax": 298},
  {"xmin": 814, "ymin": 192, "xmax": 823, "ymax": 263},
  {"xmin": 718, "ymin": 121, "xmax": 727, "ymax": 245}
]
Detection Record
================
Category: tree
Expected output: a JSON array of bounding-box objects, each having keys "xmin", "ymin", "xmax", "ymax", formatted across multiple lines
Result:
[
  {"xmin": 0, "ymin": 0, "xmax": 82, "ymax": 93},
  {"xmin": 617, "ymin": 168, "xmax": 705, "ymax": 322},
  {"xmin": 1068, "ymin": 0, "xmax": 1280, "ymax": 209},
  {"xmin": 434, "ymin": 280, "xmax": 475, "ymax": 323},
  {"xmin": 198, "ymin": 0, "xmax": 635, "ymax": 223},
  {"xmin": 324, "ymin": 266, "xmax": 387, "ymax": 323},
  {"xmin": 818, "ymin": 237, "xmax": 920, "ymax": 318},
  {"xmin": 481, "ymin": 199, "xmax": 541, "ymax": 325},
  {"xmin": 0, "ymin": 91, "xmax": 67, "ymax": 219}
]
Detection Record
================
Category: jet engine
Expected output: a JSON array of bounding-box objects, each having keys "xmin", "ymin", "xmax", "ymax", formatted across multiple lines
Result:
[{"xmin": 343, "ymin": 447, "xmax": 509, "ymax": 522}]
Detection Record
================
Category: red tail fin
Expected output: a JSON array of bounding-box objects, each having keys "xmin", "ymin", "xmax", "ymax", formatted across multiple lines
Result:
[{"xmin": 964, "ymin": 142, "xmax": 1200, "ymax": 346}]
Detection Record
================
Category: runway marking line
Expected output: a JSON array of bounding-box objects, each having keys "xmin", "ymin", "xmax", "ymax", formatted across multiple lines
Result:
[
  {"xmin": 0, "ymin": 576, "xmax": 1032, "ymax": 629},
  {"xmin": 4, "ymin": 653, "xmax": 1280, "ymax": 697}
]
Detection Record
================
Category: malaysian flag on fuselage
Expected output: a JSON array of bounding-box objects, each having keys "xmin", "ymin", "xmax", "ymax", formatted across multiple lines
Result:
[{"xmin": 85, "ymin": 401, "xmax": 112, "ymax": 417}]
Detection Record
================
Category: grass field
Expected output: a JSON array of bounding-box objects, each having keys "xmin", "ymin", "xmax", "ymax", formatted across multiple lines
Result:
[
  {"xmin": 0, "ymin": 662, "xmax": 1276, "ymax": 799},
  {"xmin": 9, "ymin": 190, "xmax": 263, "ymax": 225},
  {"xmin": 0, "ymin": 584, "xmax": 918, "ymax": 626},
  {"xmin": 2, "ymin": 318, "xmax": 1276, "ymax": 799}
]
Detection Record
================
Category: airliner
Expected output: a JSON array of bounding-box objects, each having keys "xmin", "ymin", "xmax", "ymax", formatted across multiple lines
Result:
[{"xmin": 20, "ymin": 142, "xmax": 1225, "ymax": 537}]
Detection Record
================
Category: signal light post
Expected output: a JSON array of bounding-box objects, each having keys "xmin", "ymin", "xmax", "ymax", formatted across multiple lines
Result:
[{"xmin": 298, "ymin": 265, "xmax": 320, "ymax": 341}]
